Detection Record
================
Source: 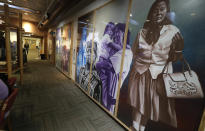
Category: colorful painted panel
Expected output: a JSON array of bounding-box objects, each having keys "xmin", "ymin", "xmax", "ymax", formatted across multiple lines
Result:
[
  {"xmin": 89, "ymin": 0, "xmax": 131, "ymax": 115},
  {"xmin": 76, "ymin": 12, "xmax": 95, "ymax": 92},
  {"xmin": 55, "ymin": 24, "xmax": 72, "ymax": 75}
]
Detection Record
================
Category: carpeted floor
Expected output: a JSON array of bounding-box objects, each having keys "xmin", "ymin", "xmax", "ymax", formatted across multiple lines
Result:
[{"xmin": 10, "ymin": 50, "xmax": 126, "ymax": 131}]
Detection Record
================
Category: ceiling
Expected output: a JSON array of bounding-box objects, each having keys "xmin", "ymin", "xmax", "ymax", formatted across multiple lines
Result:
[
  {"xmin": 0, "ymin": 0, "xmax": 95, "ymax": 29},
  {"xmin": 39, "ymin": 0, "xmax": 95, "ymax": 29},
  {"xmin": 0, "ymin": 0, "xmax": 53, "ymax": 23}
]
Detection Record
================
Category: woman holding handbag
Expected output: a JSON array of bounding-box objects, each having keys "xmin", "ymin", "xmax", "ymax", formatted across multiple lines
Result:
[{"xmin": 128, "ymin": 0, "xmax": 184, "ymax": 130}]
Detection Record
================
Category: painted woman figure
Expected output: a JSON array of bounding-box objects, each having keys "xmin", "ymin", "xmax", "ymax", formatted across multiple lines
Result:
[
  {"xmin": 128, "ymin": 0, "xmax": 184, "ymax": 130},
  {"xmin": 96, "ymin": 23, "xmax": 133, "ymax": 113}
]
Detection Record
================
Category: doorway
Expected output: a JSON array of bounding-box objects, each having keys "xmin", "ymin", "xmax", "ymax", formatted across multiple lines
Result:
[{"xmin": 23, "ymin": 37, "xmax": 41, "ymax": 61}]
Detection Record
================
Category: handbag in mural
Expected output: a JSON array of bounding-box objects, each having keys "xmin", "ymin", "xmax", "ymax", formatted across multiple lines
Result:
[{"xmin": 163, "ymin": 59, "xmax": 204, "ymax": 98}]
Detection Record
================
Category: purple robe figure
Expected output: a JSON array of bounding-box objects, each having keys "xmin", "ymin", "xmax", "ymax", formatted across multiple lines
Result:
[{"xmin": 96, "ymin": 23, "xmax": 132, "ymax": 113}]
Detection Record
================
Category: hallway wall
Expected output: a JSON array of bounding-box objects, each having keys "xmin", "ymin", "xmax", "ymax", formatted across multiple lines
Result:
[{"xmin": 47, "ymin": 0, "xmax": 205, "ymax": 130}]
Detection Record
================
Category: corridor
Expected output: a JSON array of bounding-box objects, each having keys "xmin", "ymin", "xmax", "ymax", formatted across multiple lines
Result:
[{"xmin": 10, "ymin": 59, "xmax": 125, "ymax": 131}]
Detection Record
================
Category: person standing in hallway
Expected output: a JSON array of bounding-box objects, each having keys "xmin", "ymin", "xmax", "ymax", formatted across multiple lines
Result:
[
  {"xmin": 24, "ymin": 40, "xmax": 30, "ymax": 55},
  {"xmin": 128, "ymin": 0, "xmax": 184, "ymax": 130}
]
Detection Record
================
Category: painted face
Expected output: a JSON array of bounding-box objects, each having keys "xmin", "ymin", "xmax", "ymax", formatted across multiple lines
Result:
[
  {"xmin": 106, "ymin": 26, "xmax": 113, "ymax": 36},
  {"xmin": 113, "ymin": 29, "xmax": 123, "ymax": 46},
  {"xmin": 152, "ymin": 1, "xmax": 168, "ymax": 24}
]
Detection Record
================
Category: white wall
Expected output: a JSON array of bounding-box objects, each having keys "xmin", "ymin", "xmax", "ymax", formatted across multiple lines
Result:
[{"xmin": 10, "ymin": 31, "xmax": 17, "ymax": 42}]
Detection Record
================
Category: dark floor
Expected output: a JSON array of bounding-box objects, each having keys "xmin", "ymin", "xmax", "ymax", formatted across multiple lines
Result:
[{"xmin": 10, "ymin": 56, "xmax": 126, "ymax": 131}]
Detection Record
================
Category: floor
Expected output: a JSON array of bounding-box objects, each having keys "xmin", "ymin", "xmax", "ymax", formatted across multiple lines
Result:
[{"xmin": 10, "ymin": 49, "xmax": 126, "ymax": 131}]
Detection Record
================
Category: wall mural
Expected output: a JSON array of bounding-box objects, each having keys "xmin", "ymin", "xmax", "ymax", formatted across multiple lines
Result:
[
  {"xmin": 76, "ymin": 27, "xmax": 87, "ymax": 83},
  {"xmin": 76, "ymin": 12, "xmax": 94, "ymax": 85},
  {"xmin": 54, "ymin": 0, "xmax": 205, "ymax": 130},
  {"xmin": 55, "ymin": 25, "xmax": 72, "ymax": 75},
  {"xmin": 117, "ymin": 0, "xmax": 205, "ymax": 131},
  {"xmin": 94, "ymin": 22, "xmax": 132, "ymax": 113},
  {"xmin": 87, "ymin": 0, "xmax": 130, "ymax": 115}
]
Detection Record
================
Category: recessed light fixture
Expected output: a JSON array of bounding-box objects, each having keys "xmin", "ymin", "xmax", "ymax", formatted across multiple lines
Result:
[
  {"xmin": 190, "ymin": 13, "xmax": 196, "ymax": 16},
  {"xmin": 130, "ymin": 14, "xmax": 132, "ymax": 17},
  {"xmin": 7, "ymin": 0, "xmax": 12, "ymax": 3},
  {"xmin": 36, "ymin": 10, "xmax": 40, "ymax": 14},
  {"xmin": 24, "ymin": 12, "xmax": 28, "ymax": 15}
]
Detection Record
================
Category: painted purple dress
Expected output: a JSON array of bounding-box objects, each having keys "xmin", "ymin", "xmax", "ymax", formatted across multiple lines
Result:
[{"xmin": 0, "ymin": 79, "xmax": 8, "ymax": 106}]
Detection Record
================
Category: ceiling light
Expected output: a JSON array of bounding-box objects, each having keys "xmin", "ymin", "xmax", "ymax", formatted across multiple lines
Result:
[
  {"xmin": 23, "ymin": 23, "xmax": 32, "ymax": 32},
  {"xmin": 190, "ymin": 13, "xmax": 196, "ymax": 16},
  {"xmin": 24, "ymin": 12, "xmax": 28, "ymax": 15},
  {"xmin": 130, "ymin": 14, "xmax": 132, "ymax": 17},
  {"xmin": 36, "ymin": 10, "xmax": 40, "ymax": 14},
  {"xmin": 7, "ymin": 0, "xmax": 12, "ymax": 3}
]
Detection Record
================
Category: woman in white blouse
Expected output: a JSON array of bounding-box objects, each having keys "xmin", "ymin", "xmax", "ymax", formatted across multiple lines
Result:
[{"xmin": 128, "ymin": 0, "xmax": 184, "ymax": 130}]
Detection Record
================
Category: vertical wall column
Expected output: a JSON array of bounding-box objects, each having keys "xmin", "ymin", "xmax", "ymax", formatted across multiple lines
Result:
[
  {"xmin": 114, "ymin": 0, "xmax": 132, "ymax": 116},
  {"xmin": 18, "ymin": 13, "xmax": 23, "ymax": 85},
  {"xmin": 52, "ymin": 36, "xmax": 56, "ymax": 65},
  {"xmin": 44, "ymin": 31, "xmax": 48, "ymax": 59},
  {"xmin": 72, "ymin": 18, "xmax": 78, "ymax": 80},
  {"xmin": 69, "ymin": 22, "xmax": 74, "ymax": 78},
  {"xmin": 5, "ymin": 27, "xmax": 12, "ymax": 78},
  {"xmin": 17, "ymin": 33, "xmax": 20, "ymax": 65},
  {"xmin": 199, "ymin": 109, "xmax": 205, "ymax": 131},
  {"xmin": 4, "ymin": 4, "xmax": 12, "ymax": 78},
  {"xmin": 88, "ymin": 11, "xmax": 96, "ymax": 95},
  {"xmin": 40, "ymin": 38, "xmax": 44, "ymax": 54},
  {"xmin": 4, "ymin": 4, "xmax": 10, "ymax": 25}
]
